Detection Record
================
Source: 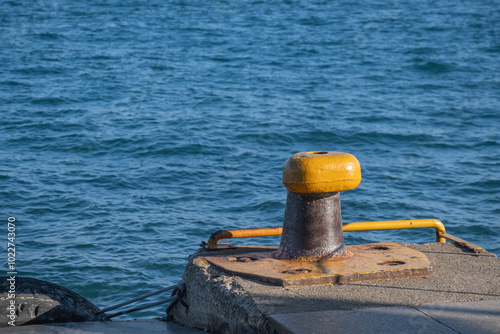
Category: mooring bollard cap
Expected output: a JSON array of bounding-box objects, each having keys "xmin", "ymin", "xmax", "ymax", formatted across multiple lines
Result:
[{"xmin": 283, "ymin": 151, "xmax": 361, "ymax": 193}]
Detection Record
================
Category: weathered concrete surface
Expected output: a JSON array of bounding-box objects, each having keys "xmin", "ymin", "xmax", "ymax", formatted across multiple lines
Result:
[
  {"xmin": 2, "ymin": 319, "xmax": 203, "ymax": 334},
  {"xmin": 269, "ymin": 306, "xmax": 458, "ymax": 334},
  {"xmin": 417, "ymin": 299, "xmax": 500, "ymax": 334},
  {"xmin": 268, "ymin": 300, "xmax": 500, "ymax": 334},
  {"xmin": 170, "ymin": 243, "xmax": 499, "ymax": 333},
  {"xmin": 169, "ymin": 250, "xmax": 267, "ymax": 333}
]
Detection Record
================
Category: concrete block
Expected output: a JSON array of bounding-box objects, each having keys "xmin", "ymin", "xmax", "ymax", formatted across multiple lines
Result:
[
  {"xmin": 417, "ymin": 300, "xmax": 500, "ymax": 334},
  {"xmin": 269, "ymin": 307, "xmax": 456, "ymax": 334}
]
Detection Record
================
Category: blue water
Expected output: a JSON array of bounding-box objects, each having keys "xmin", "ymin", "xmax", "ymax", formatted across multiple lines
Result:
[{"xmin": 2, "ymin": 0, "xmax": 499, "ymax": 319}]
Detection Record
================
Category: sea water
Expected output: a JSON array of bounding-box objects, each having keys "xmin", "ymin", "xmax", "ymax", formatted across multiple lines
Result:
[{"xmin": 1, "ymin": 0, "xmax": 499, "ymax": 319}]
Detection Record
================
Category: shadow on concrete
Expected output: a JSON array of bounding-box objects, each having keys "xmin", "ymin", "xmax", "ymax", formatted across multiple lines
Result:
[{"xmin": 340, "ymin": 282, "xmax": 500, "ymax": 298}]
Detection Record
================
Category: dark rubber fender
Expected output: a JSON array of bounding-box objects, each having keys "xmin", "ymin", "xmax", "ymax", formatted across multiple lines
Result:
[{"xmin": 1, "ymin": 276, "xmax": 105, "ymax": 327}]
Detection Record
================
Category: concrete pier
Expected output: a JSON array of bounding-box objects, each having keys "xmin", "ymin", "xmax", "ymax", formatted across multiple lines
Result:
[
  {"xmin": 170, "ymin": 242, "xmax": 500, "ymax": 333},
  {"xmin": 4, "ymin": 242, "xmax": 499, "ymax": 333}
]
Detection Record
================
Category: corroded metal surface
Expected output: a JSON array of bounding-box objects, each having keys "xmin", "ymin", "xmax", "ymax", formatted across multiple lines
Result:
[
  {"xmin": 203, "ymin": 243, "xmax": 432, "ymax": 286},
  {"xmin": 276, "ymin": 191, "xmax": 351, "ymax": 261},
  {"xmin": 438, "ymin": 232, "xmax": 483, "ymax": 253}
]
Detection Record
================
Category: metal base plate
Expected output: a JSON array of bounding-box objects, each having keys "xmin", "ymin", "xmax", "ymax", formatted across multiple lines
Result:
[{"xmin": 202, "ymin": 243, "xmax": 432, "ymax": 286}]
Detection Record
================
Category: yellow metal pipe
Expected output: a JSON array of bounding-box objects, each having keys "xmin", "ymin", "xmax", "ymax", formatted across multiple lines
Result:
[
  {"xmin": 206, "ymin": 219, "xmax": 446, "ymax": 247},
  {"xmin": 342, "ymin": 219, "xmax": 446, "ymax": 243},
  {"xmin": 207, "ymin": 227, "xmax": 283, "ymax": 247}
]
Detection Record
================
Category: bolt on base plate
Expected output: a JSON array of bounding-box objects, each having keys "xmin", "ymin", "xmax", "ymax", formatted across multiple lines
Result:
[{"xmin": 202, "ymin": 243, "xmax": 432, "ymax": 287}]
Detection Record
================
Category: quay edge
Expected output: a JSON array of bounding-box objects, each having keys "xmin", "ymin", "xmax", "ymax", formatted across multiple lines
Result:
[
  {"xmin": 170, "ymin": 151, "xmax": 499, "ymax": 333},
  {"xmin": 169, "ymin": 242, "xmax": 500, "ymax": 334}
]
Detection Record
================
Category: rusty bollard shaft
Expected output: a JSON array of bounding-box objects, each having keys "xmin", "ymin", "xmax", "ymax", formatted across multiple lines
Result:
[{"xmin": 276, "ymin": 151, "xmax": 361, "ymax": 261}]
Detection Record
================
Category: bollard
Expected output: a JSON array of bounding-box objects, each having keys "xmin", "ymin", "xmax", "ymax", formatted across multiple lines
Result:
[
  {"xmin": 276, "ymin": 151, "xmax": 361, "ymax": 261},
  {"xmin": 201, "ymin": 151, "xmax": 433, "ymax": 286}
]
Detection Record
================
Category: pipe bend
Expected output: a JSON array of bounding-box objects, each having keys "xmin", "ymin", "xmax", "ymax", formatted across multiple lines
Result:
[{"xmin": 207, "ymin": 229, "xmax": 234, "ymax": 246}]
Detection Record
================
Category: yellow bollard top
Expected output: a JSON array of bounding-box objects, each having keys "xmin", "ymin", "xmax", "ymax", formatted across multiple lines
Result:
[{"xmin": 283, "ymin": 151, "xmax": 361, "ymax": 193}]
